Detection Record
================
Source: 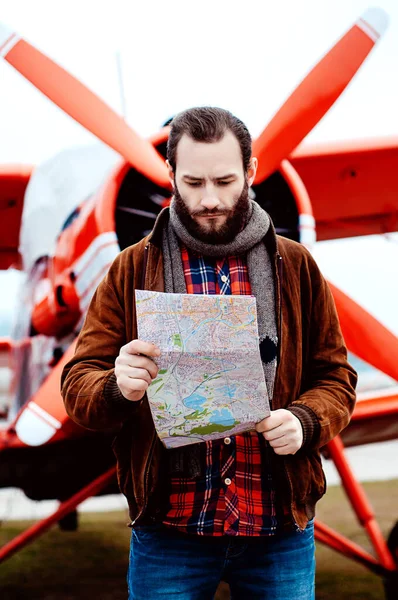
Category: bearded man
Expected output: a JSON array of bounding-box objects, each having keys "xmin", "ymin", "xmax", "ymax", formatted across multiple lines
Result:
[{"xmin": 61, "ymin": 106, "xmax": 357, "ymax": 600}]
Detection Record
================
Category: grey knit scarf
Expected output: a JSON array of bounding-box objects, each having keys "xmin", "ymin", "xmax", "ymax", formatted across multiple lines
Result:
[{"xmin": 162, "ymin": 199, "xmax": 278, "ymax": 476}]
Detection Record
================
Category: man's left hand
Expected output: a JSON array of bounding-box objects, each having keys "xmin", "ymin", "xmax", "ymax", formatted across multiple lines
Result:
[{"xmin": 255, "ymin": 409, "xmax": 303, "ymax": 455}]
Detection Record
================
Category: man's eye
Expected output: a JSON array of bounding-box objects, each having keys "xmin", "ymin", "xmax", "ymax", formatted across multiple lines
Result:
[
  {"xmin": 218, "ymin": 181, "xmax": 231, "ymax": 186},
  {"xmin": 188, "ymin": 182, "xmax": 202, "ymax": 187}
]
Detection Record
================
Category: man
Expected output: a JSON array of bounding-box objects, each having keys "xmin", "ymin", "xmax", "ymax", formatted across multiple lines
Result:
[{"xmin": 61, "ymin": 107, "xmax": 357, "ymax": 599}]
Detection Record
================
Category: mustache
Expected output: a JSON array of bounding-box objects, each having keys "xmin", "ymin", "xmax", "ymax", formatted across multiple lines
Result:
[{"xmin": 190, "ymin": 209, "xmax": 230, "ymax": 218}]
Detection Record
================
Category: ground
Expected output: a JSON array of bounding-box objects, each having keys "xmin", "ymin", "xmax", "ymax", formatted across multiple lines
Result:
[{"xmin": 0, "ymin": 480, "xmax": 397, "ymax": 599}]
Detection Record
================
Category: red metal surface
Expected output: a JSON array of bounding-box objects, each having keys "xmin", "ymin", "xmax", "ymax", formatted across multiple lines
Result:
[
  {"xmin": 5, "ymin": 36, "xmax": 169, "ymax": 187},
  {"xmin": 0, "ymin": 164, "xmax": 33, "ymax": 269},
  {"xmin": 0, "ymin": 466, "xmax": 116, "ymax": 564},
  {"xmin": 292, "ymin": 135, "xmax": 398, "ymax": 158},
  {"xmin": 352, "ymin": 389, "xmax": 398, "ymax": 421},
  {"xmin": 329, "ymin": 282, "xmax": 398, "ymax": 382},
  {"xmin": 315, "ymin": 519, "xmax": 386, "ymax": 575},
  {"xmin": 279, "ymin": 159, "xmax": 314, "ymax": 218},
  {"xmin": 148, "ymin": 126, "xmax": 170, "ymax": 147},
  {"xmin": 324, "ymin": 436, "xmax": 396, "ymax": 572},
  {"xmin": 253, "ymin": 14, "xmax": 381, "ymax": 183},
  {"xmin": 4, "ymin": 339, "xmax": 86, "ymax": 449},
  {"xmin": 0, "ymin": 338, "xmax": 11, "ymax": 352},
  {"xmin": 290, "ymin": 138, "xmax": 398, "ymax": 240}
]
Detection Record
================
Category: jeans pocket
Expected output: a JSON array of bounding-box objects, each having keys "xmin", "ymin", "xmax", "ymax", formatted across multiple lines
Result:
[
  {"xmin": 306, "ymin": 517, "xmax": 315, "ymax": 528},
  {"xmin": 132, "ymin": 523, "xmax": 164, "ymax": 540}
]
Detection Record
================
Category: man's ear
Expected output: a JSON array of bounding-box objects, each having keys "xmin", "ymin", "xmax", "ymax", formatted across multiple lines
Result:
[
  {"xmin": 166, "ymin": 160, "xmax": 175, "ymax": 188},
  {"xmin": 247, "ymin": 157, "xmax": 258, "ymax": 187}
]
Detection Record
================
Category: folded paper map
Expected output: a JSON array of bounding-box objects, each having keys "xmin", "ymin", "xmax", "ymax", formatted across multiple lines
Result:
[{"xmin": 135, "ymin": 290, "xmax": 270, "ymax": 448}]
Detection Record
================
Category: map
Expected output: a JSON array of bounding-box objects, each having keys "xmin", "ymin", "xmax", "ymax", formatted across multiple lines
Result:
[{"xmin": 135, "ymin": 290, "xmax": 270, "ymax": 448}]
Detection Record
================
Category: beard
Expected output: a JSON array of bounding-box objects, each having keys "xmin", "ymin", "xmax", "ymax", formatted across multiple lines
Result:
[{"xmin": 173, "ymin": 180, "xmax": 250, "ymax": 244}]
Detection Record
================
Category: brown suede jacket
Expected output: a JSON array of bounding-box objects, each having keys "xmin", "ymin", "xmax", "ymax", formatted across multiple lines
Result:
[{"xmin": 61, "ymin": 209, "xmax": 357, "ymax": 530}]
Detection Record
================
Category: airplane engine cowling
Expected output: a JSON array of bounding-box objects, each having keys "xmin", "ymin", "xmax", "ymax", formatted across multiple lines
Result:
[
  {"xmin": 31, "ymin": 276, "xmax": 81, "ymax": 338},
  {"xmin": 114, "ymin": 133, "xmax": 315, "ymax": 251},
  {"xmin": 278, "ymin": 160, "xmax": 316, "ymax": 248}
]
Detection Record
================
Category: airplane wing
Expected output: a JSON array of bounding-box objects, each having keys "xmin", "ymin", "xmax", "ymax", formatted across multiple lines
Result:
[
  {"xmin": 290, "ymin": 137, "xmax": 398, "ymax": 241},
  {"xmin": 0, "ymin": 165, "xmax": 33, "ymax": 270},
  {"xmin": 340, "ymin": 387, "xmax": 398, "ymax": 448}
]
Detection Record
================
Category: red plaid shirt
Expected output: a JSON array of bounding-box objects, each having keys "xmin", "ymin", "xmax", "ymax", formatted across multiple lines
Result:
[{"xmin": 162, "ymin": 246, "xmax": 287, "ymax": 536}]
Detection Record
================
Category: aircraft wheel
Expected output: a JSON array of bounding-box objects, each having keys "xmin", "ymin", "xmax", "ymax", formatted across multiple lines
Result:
[
  {"xmin": 387, "ymin": 520, "xmax": 398, "ymax": 563},
  {"xmin": 383, "ymin": 571, "xmax": 398, "ymax": 600},
  {"xmin": 58, "ymin": 509, "xmax": 78, "ymax": 531},
  {"xmin": 383, "ymin": 521, "xmax": 398, "ymax": 599}
]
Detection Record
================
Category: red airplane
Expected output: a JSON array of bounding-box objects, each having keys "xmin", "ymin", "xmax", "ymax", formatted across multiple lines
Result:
[{"xmin": 0, "ymin": 7, "xmax": 397, "ymax": 597}]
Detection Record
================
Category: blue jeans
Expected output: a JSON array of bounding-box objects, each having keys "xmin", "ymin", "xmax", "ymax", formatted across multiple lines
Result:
[{"xmin": 127, "ymin": 519, "xmax": 315, "ymax": 599}]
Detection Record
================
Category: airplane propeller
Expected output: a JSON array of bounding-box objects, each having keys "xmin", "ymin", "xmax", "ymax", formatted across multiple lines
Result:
[
  {"xmin": 1, "ymin": 14, "xmax": 396, "ymax": 382},
  {"xmin": 0, "ymin": 23, "xmax": 170, "ymax": 189},
  {"xmin": 253, "ymin": 8, "xmax": 389, "ymax": 184}
]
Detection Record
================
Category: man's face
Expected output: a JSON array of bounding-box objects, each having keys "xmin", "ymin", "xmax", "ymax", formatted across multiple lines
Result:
[{"xmin": 168, "ymin": 131, "xmax": 257, "ymax": 244}]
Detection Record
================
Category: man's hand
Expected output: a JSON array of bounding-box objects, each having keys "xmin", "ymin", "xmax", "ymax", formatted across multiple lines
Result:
[
  {"xmin": 115, "ymin": 339, "xmax": 160, "ymax": 402},
  {"xmin": 255, "ymin": 409, "xmax": 303, "ymax": 455}
]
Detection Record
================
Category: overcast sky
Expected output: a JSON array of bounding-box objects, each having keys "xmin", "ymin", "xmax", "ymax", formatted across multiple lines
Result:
[
  {"xmin": 0, "ymin": 0, "xmax": 398, "ymax": 335},
  {"xmin": 1, "ymin": 0, "xmax": 398, "ymax": 162}
]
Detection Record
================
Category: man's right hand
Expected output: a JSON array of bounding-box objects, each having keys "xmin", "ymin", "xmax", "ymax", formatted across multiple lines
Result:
[{"xmin": 115, "ymin": 339, "xmax": 160, "ymax": 402}]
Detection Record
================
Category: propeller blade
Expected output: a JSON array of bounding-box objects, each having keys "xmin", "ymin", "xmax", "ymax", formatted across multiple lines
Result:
[
  {"xmin": 328, "ymin": 281, "xmax": 398, "ymax": 381},
  {"xmin": 0, "ymin": 24, "xmax": 170, "ymax": 188},
  {"xmin": 253, "ymin": 8, "xmax": 389, "ymax": 184}
]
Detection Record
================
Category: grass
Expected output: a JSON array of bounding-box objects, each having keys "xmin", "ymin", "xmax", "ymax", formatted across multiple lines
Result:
[
  {"xmin": 0, "ymin": 480, "xmax": 397, "ymax": 599},
  {"xmin": 314, "ymin": 479, "xmax": 398, "ymax": 599}
]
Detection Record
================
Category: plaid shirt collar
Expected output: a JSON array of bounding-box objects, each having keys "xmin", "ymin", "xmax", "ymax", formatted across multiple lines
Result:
[{"xmin": 180, "ymin": 245, "xmax": 252, "ymax": 296}]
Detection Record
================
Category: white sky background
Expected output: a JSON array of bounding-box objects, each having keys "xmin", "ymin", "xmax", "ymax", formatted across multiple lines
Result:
[{"xmin": 0, "ymin": 0, "xmax": 398, "ymax": 335}]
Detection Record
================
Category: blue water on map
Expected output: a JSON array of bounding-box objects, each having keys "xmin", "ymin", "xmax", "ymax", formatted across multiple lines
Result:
[
  {"xmin": 217, "ymin": 384, "xmax": 237, "ymax": 399},
  {"xmin": 185, "ymin": 392, "xmax": 206, "ymax": 410},
  {"xmin": 210, "ymin": 408, "xmax": 235, "ymax": 425}
]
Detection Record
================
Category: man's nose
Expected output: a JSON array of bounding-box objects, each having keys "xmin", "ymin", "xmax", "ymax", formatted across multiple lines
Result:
[{"xmin": 200, "ymin": 185, "xmax": 220, "ymax": 210}]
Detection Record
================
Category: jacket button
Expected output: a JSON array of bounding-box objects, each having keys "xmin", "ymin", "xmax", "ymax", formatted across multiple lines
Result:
[
  {"xmin": 225, "ymin": 478, "xmax": 232, "ymax": 486},
  {"xmin": 224, "ymin": 437, "xmax": 231, "ymax": 445}
]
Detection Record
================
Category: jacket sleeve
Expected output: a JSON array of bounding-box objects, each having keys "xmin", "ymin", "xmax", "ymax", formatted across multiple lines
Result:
[
  {"xmin": 61, "ymin": 253, "xmax": 136, "ymax": 432},
  {"xmin": 287, "ymin": 250, "xmax": 358, "ymax": 449}
]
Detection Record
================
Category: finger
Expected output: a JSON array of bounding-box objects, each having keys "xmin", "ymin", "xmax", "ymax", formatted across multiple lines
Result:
[
  {"xmin": 124, "ymin": 339, "xmax": 161, "ymax": 357},
  {"xmin": 273, "ymin": 445, "xmax": 292, "ymax": 456},
  {"xmin": 117, "ymin": 365, "xmax": 156, "ymax": 386},
  {"xmin": 262, "ymin": 429, "xmax": 285, "ymax": 442},
  {"xmin": 118, "ymin": 374, "xmax": 149, "ymax": 394},
  {"xmin": 126, "ymin": 367, "xmax": 153, "ymax": 386},
  {"xmin": 269, "ymin": 437, "xmax": 289, "ymax": 449},
  {"xmin": 132, "ymin": 358, "xmax": 159, "ymax": 380},
  {"xmin": 256, "ymin": 418, "xmax": 282, "ymax": 434},
  {"xmin": 117, "ymin": 355, "xmax": 159, "ymax": 379}
]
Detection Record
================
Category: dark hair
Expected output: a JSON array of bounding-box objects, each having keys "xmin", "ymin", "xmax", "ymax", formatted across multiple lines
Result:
[{"xmin": 167, "ymin": 106, "xmax": 252, "ymax": 172}]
